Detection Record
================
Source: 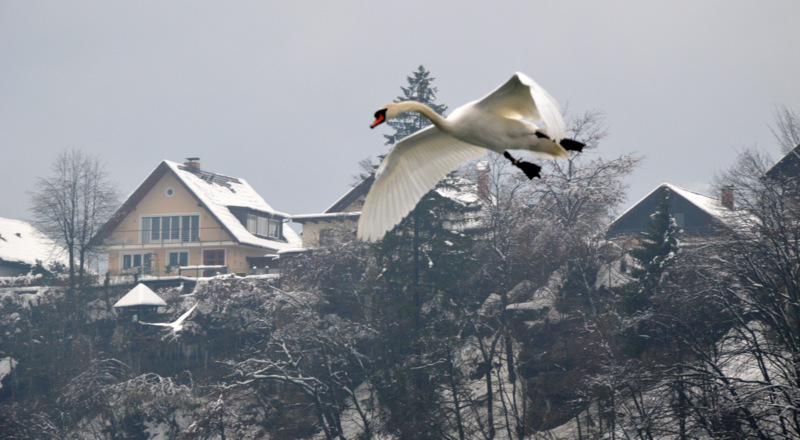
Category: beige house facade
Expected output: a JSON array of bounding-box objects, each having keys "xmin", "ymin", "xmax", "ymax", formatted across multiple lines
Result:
[
  {"xmin": 291, "ymin": 174, "xmax": 372, "ymax": 248},
  {"xmin": 98, "ymin": 159, "xmax": 300, "ymax": 277}
]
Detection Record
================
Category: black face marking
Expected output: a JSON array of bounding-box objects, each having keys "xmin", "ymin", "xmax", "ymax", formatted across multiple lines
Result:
[{"xmin": 370, "ymin": 108, "xmax": 388, "ymax": 129}]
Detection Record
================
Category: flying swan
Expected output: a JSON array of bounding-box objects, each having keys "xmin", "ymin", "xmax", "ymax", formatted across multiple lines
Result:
[
  {"xmin": 358, "ymin": 72, "xmax": 584, "ymax": 242},
  {"xmin": 140, "ymin": 303, "xmax": 198, "ymax": 332}
]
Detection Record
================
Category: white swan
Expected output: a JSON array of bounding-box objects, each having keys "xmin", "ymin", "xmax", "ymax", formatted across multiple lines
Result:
[
  {"xmin": 357, "ymin": 72, "xmax": 584, "ymax": 242},
  {"xmin": 140, "ymin": 303, "xmax": 198, "ymax": 332}
]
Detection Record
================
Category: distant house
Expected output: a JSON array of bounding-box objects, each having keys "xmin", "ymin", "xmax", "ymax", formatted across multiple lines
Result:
[
  {"xmin": 291, "ymin": 175, "xmax": 372, "ymax": 248},
  {"xmin": 765, "ymin": 143, "xmax": 800, "ymax": 181},
  {"xmin": 292, "ymin": 167, "xmax": 486, "ymax": 249},
  {"xmin": 96, "ymin": 159, "xmax": 301, "ymax": 277},
  {"xmin": 605, "ymin": 183, "xmax": 734, "ymax": 247},
  {"xmin": 0, "ymin": 217, "xmax": 66, "ymax": 276}
]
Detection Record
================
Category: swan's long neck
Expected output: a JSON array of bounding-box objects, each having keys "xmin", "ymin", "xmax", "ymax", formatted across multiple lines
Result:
[{"xmin": 395, "ymin": 101, "xmax": 450, "ymax": 132}]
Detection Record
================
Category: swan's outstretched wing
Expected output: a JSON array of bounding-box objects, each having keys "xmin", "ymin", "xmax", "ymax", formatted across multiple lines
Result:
[
  {"xmin": 475, "ymin": 72, "xmax": 566, "ymax": 142},
  {"xmin": 173, "ymin": 303, "xmax": 197, "ymax": 326},
  {"xmin": 357, "ymin": 126, "xmax": 487, "ymax": 242}
]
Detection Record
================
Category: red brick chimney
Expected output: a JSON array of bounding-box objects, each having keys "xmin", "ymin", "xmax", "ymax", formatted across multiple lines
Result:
[
  {"xmin": 184, "ymin": 157, "xmax": 201, "ymax": 171},
  {"xmin": 721, "ymin": 185, "xmax": 734, "ymax": 209}
]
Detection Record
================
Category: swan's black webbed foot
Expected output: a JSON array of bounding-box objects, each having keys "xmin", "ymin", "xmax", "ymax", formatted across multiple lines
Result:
[
  {"xmin": 560, "ymin": 138, "xmax": 585, "ymax": 152},
  {"xmin": 503, "ymin": 151, "xmax": 541, "ymax": 179}
]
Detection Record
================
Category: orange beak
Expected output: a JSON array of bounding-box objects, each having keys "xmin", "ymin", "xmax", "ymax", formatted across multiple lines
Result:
[{"xmin": 370, "ymin": 112, "xmax": 385, "ymax": 129}]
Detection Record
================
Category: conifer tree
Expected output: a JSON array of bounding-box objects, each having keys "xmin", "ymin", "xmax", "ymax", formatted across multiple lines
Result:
[
  {"xmin": 622, "ymin": 188, "xmax": 681, "ymax": 312},
  {"xmin": 630, "ymin": 189, "xmax": 680, "ymax": 284},
  {"xmin": 383, "ymin": 65, "xmax": 447, "ymax": 146},
  {"xmin": 369, "ymin": 65, "xmax": 481, "ymax": 438}
]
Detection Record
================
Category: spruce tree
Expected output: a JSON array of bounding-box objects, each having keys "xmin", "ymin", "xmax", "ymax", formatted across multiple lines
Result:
[
  {"xmin": 622, "ymin": 188, "xmax": 681, "ymax": 312},
  {"xmin": 369, "ymin": 66, "xmax": 481, "ymax": 438},
  {"xmin": 383, "ymin": 65, "xmax": 448, "ymax": 146}
]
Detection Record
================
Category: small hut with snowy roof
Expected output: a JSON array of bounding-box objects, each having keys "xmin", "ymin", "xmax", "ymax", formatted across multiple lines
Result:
[{"xmin": 113, "ymin": 283, "xmax": 167, "ymax": 319}]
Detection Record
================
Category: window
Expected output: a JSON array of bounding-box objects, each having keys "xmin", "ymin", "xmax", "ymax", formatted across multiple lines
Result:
[
  {"xmin": 203, "ymin": 249, "xmax": 225, "ymax": 277},
  {"xmin": 258, "ymin": 217, "xmax": 269, "ymax": 236},
  {"xmin": 268, "ymin": 218, "xmax": 280, "ymax": 238},
  {"xmin": 121, "ymin": 252, "xmax": 152, "ymax": 275},
  {"xmin": 673, "ymin": 212, "xmax": 685, "ymax": 229},
  {"xmin": 319, "ymin": 228, "xmax": 334, "ymax": 246},
  {"xmin": 245, "ymin": 213, "xmax": 282, "ymax": 239},
  {"xmin": 168, "ymin": 251, "xmax": 189, "ymax": 267},
  {"xmin": 246, "ymin": 214, "xmax": 257, "ymax": 234},
  {"xmin": 142, "ymin": 214, "xmax": 199, "ymax": 243}
]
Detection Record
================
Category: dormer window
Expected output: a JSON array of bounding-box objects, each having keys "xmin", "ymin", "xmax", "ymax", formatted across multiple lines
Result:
[{"xmin": 246, "ymin": 213, "xmax": 281, "ymax": 239}]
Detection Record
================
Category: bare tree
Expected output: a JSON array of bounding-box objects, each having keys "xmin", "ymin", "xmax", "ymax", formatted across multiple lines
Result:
[
  {"xmin": 29, "ymin": 149, "xmax": 118, "ymax": 291},
  {"xmin": 770, "ymin": 105, "xmax": 800, "ymax": 154}
]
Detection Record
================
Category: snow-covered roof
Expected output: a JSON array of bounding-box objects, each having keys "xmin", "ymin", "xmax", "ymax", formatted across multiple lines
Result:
[
  {"xmin": 665, "ymin": 183, "xmax": 729, "ymax": 219},
  {"xmin": 113, "ymin": 283, "xmax": 168, "ymax": 308},
  {"xmin": 435, "ymin": 176, "xmax": 480, "ymax": 205},
  {"xmin": 323, "ymin": 174, "xmax": 374, "ymax": 214},
  {"xmin": 0, "ymin": 217, "xmax": 66, "ymax": 267},
  {"xmin": 291, "ymin": 212, "xmax": 361, "ymax": 222},
  {"xmin": 162, "ymin": 161, "xmax": 301, "ymax": 251}
]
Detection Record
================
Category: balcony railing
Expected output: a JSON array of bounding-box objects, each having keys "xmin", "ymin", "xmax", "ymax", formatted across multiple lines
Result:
[{"xmin": 102, "ymin": 226, "xmax": 235, "ymax": 249}]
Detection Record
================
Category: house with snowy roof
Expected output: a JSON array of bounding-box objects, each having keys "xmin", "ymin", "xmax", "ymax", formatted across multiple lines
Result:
[
  {"xmin": 605, "ymin": 182, "xmax": 735, "ymax": 247},
  {"xmin": 0, "ymin": 217, "xmax": 67, "ymax": 276},
  {"xmin": 96, "ymin": 158, "xmax": 301, "ymax": 277},
  {"xmin": 292, "ymin": 168, "xmax": 485, "ymax": 249},
  {"xmin": 765, "ymin": 143, "xmax": 800, "ymax": 181}
]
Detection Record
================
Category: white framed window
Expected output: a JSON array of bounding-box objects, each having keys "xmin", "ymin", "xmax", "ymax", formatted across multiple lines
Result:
[
  {"xmin": 268, "ymin": 218, "xmax": 280, "ymax": 238},
  {"xmin": 142, "ymin": 214, "xmax": 200, "ymax": 243},
  {"xmin": 245, "ymin": 213, "xmax": 282, "ymax": 239},
  {"xmin": 257, "ymin": 217, "xmax": 269, "ymax": 236},
  {"xmin": 121, "ymin": 252, "xmax": 153, "ymax": 275},
  {"xmin": 246, "ymin": 214, "xmax": 257, "ymax": 234},
  {"xmin": 167, "ymin": 250, "xmax": 189, "ymax": 267}
]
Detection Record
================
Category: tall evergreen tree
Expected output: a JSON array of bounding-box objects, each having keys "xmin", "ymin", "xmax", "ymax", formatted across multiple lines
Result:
[
  {"xmin": 368, "ymin": 65, "xmax": 483, "ymax": 438},
  {"xmin": 383, "ymin": 65, "xmax": 447, "ymax": 146},
  {"xmin": 622, "ymin": 188, "xmax": 681, "ymax": 313}
]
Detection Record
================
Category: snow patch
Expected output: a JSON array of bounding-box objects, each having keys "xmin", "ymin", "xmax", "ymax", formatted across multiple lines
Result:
[{"xmin": 0, "ymin": 357, "xmax": 17, "ymax": 390}]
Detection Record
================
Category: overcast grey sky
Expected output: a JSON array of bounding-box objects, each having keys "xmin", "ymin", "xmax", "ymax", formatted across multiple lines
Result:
[{"xmin": 2, "ymin": 1, "xmax": 799, "ymax": 224}]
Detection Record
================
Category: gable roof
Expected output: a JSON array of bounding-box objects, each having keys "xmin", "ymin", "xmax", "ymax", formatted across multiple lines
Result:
[
  {"xmin": 291, "ymin": 175, "xmax": 373, "ymax": 224},
  {"xmin": 325, "ymin": 174, "xmax": 374, "ymax": 213},
  {"xmin": 0, "ymin": 217, "xmax": 66, "ymax": 267},
  {"xmin": 291, "ymin": 173, "xmax": 481, "ymax": 224},
  {"xmin": 606, "ymin": 183, "xmax": 732, "ymax": 237},
  {"xmin": 97, "ymin": 160, "xmax": 301, "ymax": 251},
  {"xmin": 765, "ymin": 143, "xmax": 800, "ymax": 180},
  {"xmin": 113, "ymin": 283, "xmax": 168, "ymax": 308}
]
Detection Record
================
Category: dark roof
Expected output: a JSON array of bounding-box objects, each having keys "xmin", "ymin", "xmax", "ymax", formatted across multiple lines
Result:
[
  {"xmin": 606, "ymin": 183, "xmax": 730, "ymax": 238},
  {"xmin": 325, "ymin": 174, "xmax": 374, "ymax": 213},
  {"xmin": 765, "ymin": 144, "xmax": 800, "ymax": 181},
  {"xmin": 290, "ymin": 175, "xmax": 373, "ymax": 224}
]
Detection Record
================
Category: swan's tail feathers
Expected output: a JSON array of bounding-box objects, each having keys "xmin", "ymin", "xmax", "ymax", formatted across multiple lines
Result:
[
  {"xmin": 560, "ymin": 138, "xmax": 585, "ymax": 153},
  {"xmin": 503, "ymin": 152, "xmax": 541, "ymax": 179}
]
